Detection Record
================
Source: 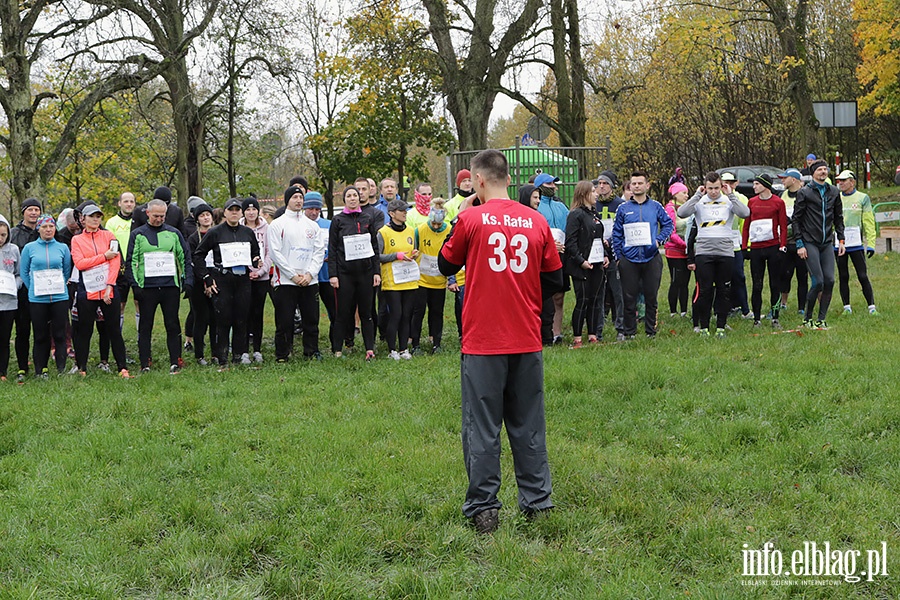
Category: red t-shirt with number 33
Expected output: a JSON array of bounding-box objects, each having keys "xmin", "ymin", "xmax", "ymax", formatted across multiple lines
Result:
[{"xmin": 440, "ymin": 198, "xmax": 561, "ymax": 355}]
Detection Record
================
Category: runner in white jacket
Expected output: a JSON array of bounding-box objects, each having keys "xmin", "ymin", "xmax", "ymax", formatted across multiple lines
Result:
[{"xmin": 266, "ymin": 185, "xmax": 327, "ymax": 361}]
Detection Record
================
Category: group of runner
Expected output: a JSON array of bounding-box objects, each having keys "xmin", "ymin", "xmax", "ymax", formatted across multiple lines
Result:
[{"xmin": 0, "ymin": 157, "xmax": 879, "ymax": 381}]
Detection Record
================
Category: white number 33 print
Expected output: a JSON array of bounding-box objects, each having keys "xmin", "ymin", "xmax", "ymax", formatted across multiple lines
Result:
[{"xmin": 487, "ymin": 232, "xmax": 529, "ymax": 273}]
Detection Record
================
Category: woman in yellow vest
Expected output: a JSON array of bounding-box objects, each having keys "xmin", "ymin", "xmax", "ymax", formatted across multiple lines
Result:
[
  {"xmin": 378, "ymin": 199, "xmax": 419, "ymax": 360},
  {"xmin": 410, "ymin": 198, "xmax": 452, "ymax": 354}
]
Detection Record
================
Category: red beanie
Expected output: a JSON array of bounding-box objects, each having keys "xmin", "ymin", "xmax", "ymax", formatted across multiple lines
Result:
[{"xmin": 456, "ymin": 169, "xmax": 471, "ymax": 187}]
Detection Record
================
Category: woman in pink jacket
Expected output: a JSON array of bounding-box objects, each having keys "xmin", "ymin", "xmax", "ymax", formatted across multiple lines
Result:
[{"xmin": 664, "ymin": 182, "xmax": 691, "ymax": 317}]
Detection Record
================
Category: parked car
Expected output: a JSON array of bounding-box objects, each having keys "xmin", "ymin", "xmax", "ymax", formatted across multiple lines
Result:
[{"xmin": 716, "ymin": 166, "xmax": 785, "ymax": 198}]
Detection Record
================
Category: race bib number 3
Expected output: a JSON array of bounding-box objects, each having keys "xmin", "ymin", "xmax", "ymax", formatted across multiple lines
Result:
[
  {"xmin": 33, "ymin": 269, "xmax": 65, "ymax": 296},
  {"xmin": 391, "ymin": 260, "xmax": 420, "ymax": 284},
  {"xmin": 144, "ymin": 252, "xmax": 177, "ymax": 278},
  {"xmin": 344, "ymin": 234, "xmax": 375, "ymax": 261},
  {"xmin": 83, "ymin": 263, "xmax": 108, "ymax": 293},
  {"xmin": 623, "ymin": 222, "xmax": 652, "ymax": 247},
  {"xmin": 220, "ymin": 242, "xmax": 251, "ymax": 267}
]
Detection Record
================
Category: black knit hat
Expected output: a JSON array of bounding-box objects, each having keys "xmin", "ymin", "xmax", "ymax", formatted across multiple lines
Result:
[
  {"xmin": 191, "ymin": 202, "xmax": 213, "ymax": 218},
  {"xmin": 754, "ymin": 173, "xmax": 775, "ymax": 192},
  {"xmin": 153, "ymin": 186, "xmax": 173, "ymax": 204},
  {"xmin": 289, "ymin": 176, "xmax": 309, "ymax": 190},
  {"xmin": 809, "ymin": 160, "xmax": 828, "ymax": 175},
  {"xmin": 242, "ymin": 197, "xmax": 260, "ymax": 212},
  {"xmin": 21, "ymin": 198, "xmax": 41, "ymax": 213},
  {"xmin": 284, "ymin": 185, "xmax": 304, "ymax": 205}
]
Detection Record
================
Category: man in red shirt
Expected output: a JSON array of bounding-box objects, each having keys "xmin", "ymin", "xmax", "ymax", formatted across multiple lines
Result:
[
  {"xmin": 741, "ymin": 174, "xmax": 788, "ymax": 328},
  {"xmin": 439, "ymin": 149, "xmax": 563, "ymax": 534}
]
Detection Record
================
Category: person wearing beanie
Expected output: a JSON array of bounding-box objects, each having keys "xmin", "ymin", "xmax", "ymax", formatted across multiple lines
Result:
[
  {"xmin": 273, "ymin": 179, "xmax": 309, "ymax": 220},
  {"xmin": 266, "ymin": 186, "xmax": 325, "ymax": 362},
  {"xmin": 20, "ymin": 215, "xmax": 72, "ymax": 377},
  {"xmin": 9, "ymin": 198, "xmax": 43, "ymax": 381},
  {"xmin": 327, "ymin": 185, "xmax": 381, "ymax": 360},
  {"xmin": 126, "ymin": 199, "xmax": 194, "ymax": 373},
  {"xmin": 300, "ymin": 191, "xmax": 338, "ymax": 350},
  {"xmin": 594, "ymin": 172, "xmax": 626, "ymax": 340},
  {"xmin": 192, "ymin": 198, "xmax": 261, "ymax": 367},
  {"xmin": 677, "ymin": 172, "xmax": 749, "ymax": 336},
  {"xmin": 132, "ymin": 186, "xmax": 185, "ymax": 230},
  {"xmin": 376, "ymin": 198, "xmax": 419, "ymax": 360},
  {"xmin": 664, "ymin": 181, "xmax": 691, "ymax": 319},
  {"xmin": 241, "ymin": 195, "xmax": 271, "ymax": 362},
  {"xmin": 799, "ymin": 153, "xmax": 818, "ymax": 180},
  {"xmin": 446, "ymin": 169, "xmax": 473, "ymax": 220},
  {"xmin": 182, "ymin": 195, "xmax": 205, "ymax": 240},
  {"xmin": 186, "ymin": 202, "xmax": 217, "ymax": 365},
  {"xmin": 793, "ymin": 161, "xmax": 844, "ymax": 329},
  {"xmin": 409, "ymin": 197, "xmax": 451, "ymax": 355},
  {"xmin": 741, "ymin": 174, "xmax": 788, "ymax": 328},
  {"xmin": 834, "ymin": 170, "xmax": 878, "ymax": 316}
]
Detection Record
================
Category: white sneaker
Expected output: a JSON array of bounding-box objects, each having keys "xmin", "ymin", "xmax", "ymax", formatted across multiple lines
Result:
[
  {"xmin": 97, "ymin": 362, "xmax": 111, "ymax": 373},
  {"xmin": 240, "ymin": 353, "xmax": 252, "ymax": 365},
  {"xmin": 388, "ymin": 350, "xmax": 401, "ymax": 361},
  {"xmin": 399, "ymin": 350, "xmax": 412, "ymax": 360},
  {"xmin": 252, "ymin": 351, "xmax": 263, "ymax": 363}
]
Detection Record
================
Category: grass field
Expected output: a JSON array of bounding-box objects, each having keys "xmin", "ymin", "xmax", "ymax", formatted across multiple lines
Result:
[{"xmin": 1, "ymin": 254, "xmax": 898, "ymax": 598}]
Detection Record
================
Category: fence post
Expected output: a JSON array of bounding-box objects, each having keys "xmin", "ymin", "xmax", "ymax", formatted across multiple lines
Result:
[{"xmin": 445, "ymin": 154, "xmax": 453, "ymax": 198}]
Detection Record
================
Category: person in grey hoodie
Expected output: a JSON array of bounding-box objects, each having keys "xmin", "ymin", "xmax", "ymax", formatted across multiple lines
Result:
[{"xmin": 0, "ymin": 219, "xmax": 22, "ymax": 380}]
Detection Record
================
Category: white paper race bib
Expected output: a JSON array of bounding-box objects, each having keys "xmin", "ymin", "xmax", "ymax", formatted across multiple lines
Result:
[
  {"xmin": 391, "ymin": 260, "xmax": 420, "ymax": 284},
  {"xmin": 144, "ymin": 252, "xmax": 176, "ymax": 278},
  {"xmin": 732, "ymin": 230, "xmax": 743, "ymax": 249},
  {"xmin": 588, "ymin": 238, "xmax": 605, "ymax": 263},
  {"xmin": 550, "ymin": 228, "xmax": 565, "ymax": 245},
  {"xmin": 704, "ymin": 205, "xmax": 728, "ymax": 221},
  {"xmin": 344, "ymin": 234, "xmax": 375, "ymax": 261},
  {"xmin": 623, "ymin": 222, "xmax": 652, "ymax": 247},
  {"xmin": 205, "ymin": 252, "xmax": 215, "ymax": 268},
  {"xmin": 601, "ymin": 219, "xmax": 614, "ymax": 240},
  {"xmin": 843, "ymin": 226, "xmax": 862, "ymax": 247},
  {"xmin": 83, "ymin": 264, "xmax": 108, "ymax": 293},
  {"xmin": 220, "ymin": 242, "xmax": 251, "ymax": 267},
  {"xmin": 0, "ymin": 270, "xmax": 16, "ymax": 296},
  {"xmin": 785, "ymin": 206, "xmax": 794, "ymax": 218},
  {"xmin": 419, "ymin": 253, "xmax": 440, "ymax": 277},
  {"xmin": 749, "ymin": 219, "xmax": 774, "ymax": 243},
  {"xmin": 33, "ymin": 269, "xmax": 65, "ymax": 296}
]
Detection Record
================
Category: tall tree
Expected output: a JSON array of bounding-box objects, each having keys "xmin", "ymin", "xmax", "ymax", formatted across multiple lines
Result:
[
  {"xmin": 0, "ymin": 0, "xmax": 166, "ymax": 203},
  {"xmin": 422, "ymin": 0, "xmax": 543, "ymax": 150}
]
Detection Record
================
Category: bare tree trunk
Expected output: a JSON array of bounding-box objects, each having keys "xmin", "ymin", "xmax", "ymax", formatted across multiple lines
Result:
[{"xmin": 165, "ymin": 61, "xmax": 205, "ymax": 204}]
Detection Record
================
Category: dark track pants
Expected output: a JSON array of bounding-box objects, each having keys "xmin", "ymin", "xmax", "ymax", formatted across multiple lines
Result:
[
  {"xmin": 75, "ymin": 291, "xmax": 127, "ymax": 371},
  {"xmin": 619, "ymin": 254, "xmax": 662, "ymax": 337},
  {"xmin": 137, "ymin": 286, "xmax": 182, "ymax": 369},
  {"xmin": 837, "ymin": 249, "xmax": 874, "ymax": 307},
  {"xmin": 31, "ymin": 300, "xmax": 69, "ymax": 374},
  {"xmin": 460, "ymin": 352, "xmax": 553, "ymax": 518},
  {"xmin": 212, "ymin": 272, "xmax": 251, "ymax": 363},
  {"xmin": 695, "ymin": 254, "xmax": 732, "ymax": 330},
  {"xmin": 273, "ymin": 284, "xmax": 319, "ymax": 360},
  {"xmin": 332, "ymin": 273, "xmax": 375, "ymax": 353},
  {"xmin": 410, "ymin": 286, "xmax": 446, "ymax": 348}
]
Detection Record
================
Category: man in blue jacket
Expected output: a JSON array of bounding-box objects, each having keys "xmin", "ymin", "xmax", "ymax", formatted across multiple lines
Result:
[
  {"xmin": 612, "ymin": 170, "xmax": 674, "ymax": 338},
  {"xmin": 534, "ymin": 173, "xmax": 569, "ymax": 344}
]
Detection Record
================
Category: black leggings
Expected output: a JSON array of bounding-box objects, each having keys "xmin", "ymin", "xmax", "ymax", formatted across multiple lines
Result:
[
  {"xmin": 31, "ymin": 300, "xmax": 69, "ymax": 374},
  {"xmin": 212, "ymin": 272, "xmax": 251, "ymax": 363},
  {"xmin": 571, "ymin": 268, "xmax": 605, "ymax": 338},
  {"xmin": 694, "ymin": 255, "xmax": 732, "ymax": 330},
  {"xmin": 75, "ymin": 292, "xmax": 127, "ymax": 371},
  {"xmin": 750, "ymin": 246, "xmax": 783, "ymax": 320},
  {"xmin": 137, "ymin": 286, "xmax": 182, "ymax": 369},
  {"xmin": 410, "ymin": 286, "xmax": 446, "ymax": 348},
  {"xmin": 0, "ymin": 310, "xmax": 15, "ymax": 377},
  {"xmin": 667, "ymin": 257, "xmax": 690, "ymax": 314},
  {"xmin": 248, "ymin": 279, "xmax": 269, "ymax": 352},
  {"xmin": 837, "ymin": 249, "xmax": 874, "ymax": 307},
  {"xmin": 382, "ymin": 289, "xmax": 416, "ymax": 352},
  {"xmin": 333, "ymin": 272, "xmax": 375, "ymax": 353}
]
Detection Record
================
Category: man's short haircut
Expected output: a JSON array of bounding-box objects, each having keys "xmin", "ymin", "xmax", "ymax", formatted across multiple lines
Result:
[
  {"xmin": 415, "ymin": 182, "xmax": 432, "ymax": 192},
  {"xmin": 705, "ymin": 171, "xmax": 721, "ymax": 184},
  {"xmin": 471, "ymin": 150, "xmax": 509, "ymax": 185},
  {"xmin": 631, "ymin": 169, "xmax": 649, "ymax": 181},
  {"xmin": 147, "ymin": 199, "xmax": 167, "ymax": 212},
  {"xmin": 354, "ymin": 177, "xmax": 368, "ymax": 186},
  {"xmin": 380, "ymin": 178, "xmax": 396, "ymax": 189}
]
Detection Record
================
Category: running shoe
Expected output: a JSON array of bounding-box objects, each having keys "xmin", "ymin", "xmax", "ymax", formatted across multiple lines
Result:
[
  {"xmin": 616, "ymin": 332, "xmax": 626, "ymax": 341},
  {"xmin": 98, "ymin": 362, "xmax": 111, "ymax": 372},
  {"xmin": 333, "ymin": 351, "xmax": 343, "ymax": 358},
  {"xmin": 253, "ymin": 351, "xmax": 263, "ymax": 363},
  {"xmin": 571, "ymin": 339, "xmax": 583, "ymax": 349},
  {"xmin": 169, "ymin": 364, "xmax": 181, "ymax": 374},
  {"xmin": 16, "ymin": 370, "xmax": 25, "ymax": 384},
  {"xmin": 472, "ymin": 508, "xmax": 499, "ymax": 534},
  {"xmin": 741, "ymin": 312, "xmax": 754, "ymax": 319},
  {"xmin": 552, "ymin": 335, "xmax": 564, "ymax": 345},
  {"xmin": 118, "ymin": 369, "xmax": 133, "ymax": 379},
  {"xmin": 365, "ymin": 350, "xmax": 376, "ymax": 362},
  {"xmin": 388, "ymin": 350, "xmax": 401, "ymax": 361},
  {"xmin": 868, "ymin": 306, "xmax": 879, "ymax": 316},
  {"xmin": 410, "ymin": 346, "xmax": 423, "ymax": 356},
  {"xmin": 698, "ymin": 328, "xmax": 710, "ymax": 337},
  {"xmin": 772, "ymin": 319, "xmax": 781, "ymax": 330},
  {"xmin": 753, "ymin": 320, "xmax": 761, "ymax": 327},
  {"xmin": 803, "ymin": 319, "xmax": 814, "ymax": 328},
  {"xmin": 197, "ymin": 358, "xmax": 208, "ymax": 366},
  {"xmin": 240, "ymin": 353, "xmax": 252, "ymax": 365},
  {"xmin": 842, "ymin": 306, "xmax": 852, "ymax": 315},
  {"xmin": 399, "ymin": 350, "xmax": 412, "ymax": 360},
  {"xmin": 814, "ymin": 320, "xmax": 828, "ymax": 330},
  {"xmin": 141, "ymin": 366, "xmax": 151, "ymax": 374},
  {"xmin": 184, "ymin": 340, "xmax": 193, "ymax": 352},
  {"xmin": 693, "ymin": 326, "xmax": 701, "ymax": 333},
  {"xmin": 715, "ymin": 328, "xmax": 726, "ymax": 338},
  {"xmin": 431, "ymin": 346, "xmax": 443, "ymax": 354}
]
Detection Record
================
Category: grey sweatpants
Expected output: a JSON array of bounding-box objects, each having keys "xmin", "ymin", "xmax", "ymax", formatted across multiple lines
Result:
[{"xmin": 460, "ymin": 352, "xmax": 554, "ymax": 518}]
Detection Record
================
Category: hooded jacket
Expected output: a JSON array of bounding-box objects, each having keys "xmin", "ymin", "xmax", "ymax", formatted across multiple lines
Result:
[
  {"xmin": 0, "ymin": 238, "xmax": 21, "ymax": 311},
  {"xmin": 20, "ymin": 236, "xmax": 72, "ymax": 303},
  {"xmin": 793, "ymin": 181, "xmax": 844, "ymax": 248}
]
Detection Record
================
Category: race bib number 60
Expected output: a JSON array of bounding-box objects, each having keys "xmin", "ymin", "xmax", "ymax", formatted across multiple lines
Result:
[{"xmin": 487, "ymin": 232, "xmax": 529, "ymax": 273}]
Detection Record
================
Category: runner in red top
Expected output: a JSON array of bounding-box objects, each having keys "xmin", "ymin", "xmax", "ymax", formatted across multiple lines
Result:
[{"xmin": 439, "ymin": 149, "xmax": 563, "ymax": 534}]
